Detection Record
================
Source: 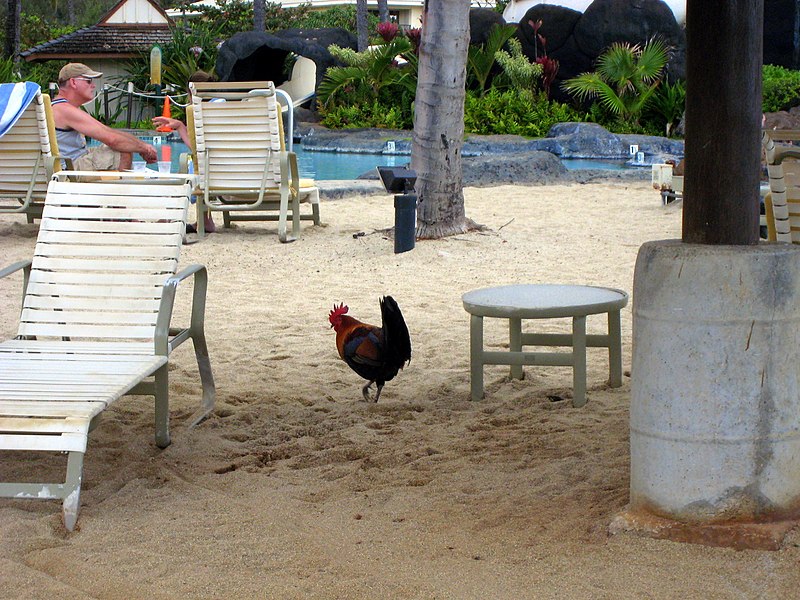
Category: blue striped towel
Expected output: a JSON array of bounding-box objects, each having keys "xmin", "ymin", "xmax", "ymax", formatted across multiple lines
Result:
[{"xmin": 0, "ymin": 81, "xmax": 41, "ymax": 138}]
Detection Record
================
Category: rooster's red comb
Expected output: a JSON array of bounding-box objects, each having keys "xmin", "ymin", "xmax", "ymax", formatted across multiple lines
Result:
[{"xmin": 328, "ymin": 303, "xmax": 349, "ymax": 322}]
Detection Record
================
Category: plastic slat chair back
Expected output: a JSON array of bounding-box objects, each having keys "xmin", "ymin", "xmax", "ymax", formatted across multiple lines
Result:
[{"xmin": 18, "ymin": 175, "xmax": 191, "ymax": 342}]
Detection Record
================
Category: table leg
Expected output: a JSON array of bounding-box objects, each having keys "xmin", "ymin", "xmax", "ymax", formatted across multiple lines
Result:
[
  {"xmin": 509, "ymin": 317, "xmax": 523, "ymax": 380},
  {"xmin": 470, "ymin": 314, "xmax": 485, "ymax": 401},
  {"xmin": 572, "ymin": 315, "xmax": 587, "ymax": 407},
  {"xmin": 607, "ymin": 309, "xmax": 622, "ymax": 387}
]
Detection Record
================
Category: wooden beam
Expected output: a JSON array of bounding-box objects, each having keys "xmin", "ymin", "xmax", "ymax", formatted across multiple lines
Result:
[{"xmin": 682, "ymin": 0, "xmax": 764, "ymax": 245}]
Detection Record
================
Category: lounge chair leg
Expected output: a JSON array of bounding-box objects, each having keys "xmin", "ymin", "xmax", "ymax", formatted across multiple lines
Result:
[
  {"xmin": 278, "ymin": 189, "xmax": 295, "ymax": 243},
  {"xmin": 223, "ymin": 211, "xmax": 231, "ymax": 229},
  {"xmin": 154, "ymin": 364, "xmax": 171, "ymax": 448},
  {"xmin": 62, "ymin": 451, "xmax": 85, "ymax": 532},
  {"xmin": 312, "ymin": 202, "xmax": 321, "ymax": 226},
  {"xmin": 291, "ymin": 195, "xmax": 301, "ymax": 238},
  {"xmin": 189, "ymin": 335, "xmax": 216, "ymax": 427}
]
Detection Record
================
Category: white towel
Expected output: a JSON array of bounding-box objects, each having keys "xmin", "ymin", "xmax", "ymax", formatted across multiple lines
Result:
[{"xmin": 0, "ymin": 81, "xmax": 40, "ymax": 138}]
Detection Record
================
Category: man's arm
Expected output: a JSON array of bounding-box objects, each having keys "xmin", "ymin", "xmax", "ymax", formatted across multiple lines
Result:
[
  {"xmin": 153, "ymin": 117, "xmax": 190, "ymax": 147},
  {"xmin": 55, "ymin": 103, "xmax": 159, "ymax": 163}
]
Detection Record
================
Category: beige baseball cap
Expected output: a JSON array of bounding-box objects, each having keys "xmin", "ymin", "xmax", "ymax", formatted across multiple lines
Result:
[{"xmin": 58, "ymin": 63, "xmax": 103, "ymax": 83}]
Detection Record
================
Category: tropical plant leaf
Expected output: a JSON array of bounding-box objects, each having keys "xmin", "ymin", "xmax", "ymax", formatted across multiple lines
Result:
[
  {"xmin": 467, "ymin": 23, "xmax": 517, "ymax": 94},
  {"xmin": 317, "ymin": 65, "xmax": 369, "ymax": 105}
]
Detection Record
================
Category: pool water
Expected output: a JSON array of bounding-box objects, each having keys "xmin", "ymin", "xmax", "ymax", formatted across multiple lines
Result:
[
  {"xmin": 94, "ymin": 136, "xmax": 636, "ymax": 179},
  {"xmin": 561, "ymin": 158, "xmax": 635, "ymax": 170},
  {"xmin": 119, "ymin": 139, "xmax": 406, "ymax": 180}
]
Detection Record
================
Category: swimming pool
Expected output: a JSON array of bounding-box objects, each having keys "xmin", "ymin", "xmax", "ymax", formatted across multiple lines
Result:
[
  {"xmin": 95, "ymin": 136, "xmax": 637, "ymax": 179},
  {"xmin": 112, "ymin": 137, "xmax": 406, "ymax": 180}
]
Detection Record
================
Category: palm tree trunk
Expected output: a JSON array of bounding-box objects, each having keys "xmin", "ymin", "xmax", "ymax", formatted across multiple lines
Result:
[
  {"xmin": 253, "ymin": 0, "xmax": 266, "ymax": 32},
  {"xmin": 4, "ymin": 0, "xmax": 20, "ymax": 61},
  {"xmin": 411, "ymin": 0, "xmax": 476, "ymax": 239},
  {"xmin": 356, "ymin": 0, "xmax": 369, "ymax": 52},
  {"xmin": 378, "ymin": 0, "xmax": 390, "ymax": 23}
]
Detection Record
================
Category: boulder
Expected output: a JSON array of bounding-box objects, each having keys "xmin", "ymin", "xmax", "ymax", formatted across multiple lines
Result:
[
  {"xmin": 462, "ymin": 151, "xmax": 567, "ymax": 186},
  {"xmin": 764, "ymin": 107, "xmax": 800, "ymax": 130},
  {"xmin": 469, "ymin": 7, "xmax": 509, "ymax": 45},
  {"xmin": 517, "ymin": 5, "xmax": 582, "ymax": 56},
  {"xmin": 544, "ymin": 122, "xmax": 627, "ymax": 157},
  {"xmin": 764, "ymin": 0, "xmax": 797, "ymax": 68},
  {"xmin": 573, "ymin": 0, "xmax": 684, "ymax": 58},
  {"xmin": 215, "ymin": 28, "xmax": 357, "ymax": 92}
]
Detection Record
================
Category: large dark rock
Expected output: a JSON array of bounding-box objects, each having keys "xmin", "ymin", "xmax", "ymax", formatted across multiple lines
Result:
[
  {"xmin": 516, "ymin": 5, "xmax": 589, "ymax": 103},
  {"xmin": 469, "ymin": 7, "xmax": 509, "ymax": 45},
  {"xmin": 517, "ymin": 5, "xmax": 582, "ymax": 56},
  {"xmin": 764, "ymin": 107, "xmax": 800, "ymax": 130},
  {"xmin": 543, "ymin": 122, "xmax": 626, "ymax": 157},
  {"xmin": 764, "ymin": 0, "xmax": 798, "ymax": 68},
  {"xmin": 573, "ymin": 0, "xmax": 684, "ymax": 58},
  {"xmin": 462, "ymin": 151, "xmax": 567, "ymax": 186},
  {"xmin": 215, "ymin": 28, "xmax": 357, "ymax": 92}
]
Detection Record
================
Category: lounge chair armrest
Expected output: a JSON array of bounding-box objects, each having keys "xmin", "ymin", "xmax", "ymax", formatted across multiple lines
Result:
[
  {"xmin": 0, "ymin": 260, "xmax": 31, "ymax": 280},
  {"xmin": 179, "ymin": 152, "xmax": 194, "ymax": 174},
  {"xmin": 46, "ymin": 154, "xmax": 63, "ymax": 177},
  {"xmin": 287, "ymin": 151, "xmax": 301, "ymax": 189},
  {"xmin": 154, "ymin": 264, "xmax": 209, "ymax": 356},
  {"xmin": 773, "ymin": 146, "xmax": 800, "ymax": 165},
  {"xmin": 0, "ymin": 260, "xmax": 32, "ymax": 322}
]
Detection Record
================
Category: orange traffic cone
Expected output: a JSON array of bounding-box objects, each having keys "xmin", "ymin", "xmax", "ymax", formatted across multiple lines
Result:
[{"xmin": 156, "ymin": 96, "xmax": 172, "ymax": 132}]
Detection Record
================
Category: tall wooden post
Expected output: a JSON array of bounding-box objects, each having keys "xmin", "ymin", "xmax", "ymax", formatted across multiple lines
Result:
[
  {"xmin": 682, "ymin": 0, "xmax": 763, "ymax": 245},
  {"xmin": 621, "ymin": 0, "xmax": 800, "ymax": 550}
]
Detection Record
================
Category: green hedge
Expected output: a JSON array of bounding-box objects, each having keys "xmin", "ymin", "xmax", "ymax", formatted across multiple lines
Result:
[
  {"xmin": 763, "ymin": 64, "xmax": 800, "ymax": 113},
  {"xmin": 464, "ymin": 89, "xmax": 585, "ymax": 137}
]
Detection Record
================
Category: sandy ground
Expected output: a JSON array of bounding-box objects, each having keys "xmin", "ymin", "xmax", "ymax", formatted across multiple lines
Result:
[{"xmin": 0, "ymin": 181, "xmax": 798, "ymax": 599}]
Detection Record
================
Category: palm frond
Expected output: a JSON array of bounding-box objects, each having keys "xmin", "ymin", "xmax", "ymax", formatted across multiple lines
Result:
[
  {"xmin": 467, "ymin": 24, "xmax": 517, "ymax": 92},
  {"xmin": 561, "ymin": 72, "xmax": 606, "ymax": 101},
  {"xmin": 317, "ymin": 66, "xmax": 369, "ymax": 105},
  {"xmin": 636, "ymin": 38, "xmax": 670, "ymax": 83}
]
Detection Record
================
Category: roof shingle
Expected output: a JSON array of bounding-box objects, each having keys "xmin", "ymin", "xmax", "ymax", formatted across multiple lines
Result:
[{"xmin": 22, "ymin": 25, "xmax": 174, "ymax": 61}]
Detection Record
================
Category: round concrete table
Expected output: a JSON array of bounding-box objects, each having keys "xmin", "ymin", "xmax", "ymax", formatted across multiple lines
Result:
[{"xmin": 462, "ymin": 284, "xmax": 629, "ymax": 407}]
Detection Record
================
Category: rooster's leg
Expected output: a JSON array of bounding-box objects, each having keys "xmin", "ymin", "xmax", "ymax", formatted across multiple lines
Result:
[
  {"xmin": 362, "ymin": 381, "xmax": 374, "ymax": 401},
  {"xmin": 373, "ymin": 383, "xmax": 384, "ymax": 403}
]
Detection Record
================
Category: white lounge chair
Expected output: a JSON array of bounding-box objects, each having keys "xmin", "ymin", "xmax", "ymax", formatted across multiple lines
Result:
[
  {"xmin": 277, "ymin": 56, "xmax": 317, "ymax": 108},
  {"xmin": 189, "ymin": 80, "xmax": 321, "ymax": 241},
  {"xmin": 0, "ymin": 85, "xmax": 61, "ymax": 222},
  {"xmin": 762, "ymin": 129, "xmax": 800, "ymax": 242},
  {"xmin": 0, "ymin": 171, "xmax": 215, "ymax": 531}
]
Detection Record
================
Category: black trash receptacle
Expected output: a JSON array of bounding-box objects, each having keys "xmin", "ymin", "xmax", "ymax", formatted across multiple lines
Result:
[{"xmin": 394, "ymin": 193, "xmax": 417, "ymax": 253}]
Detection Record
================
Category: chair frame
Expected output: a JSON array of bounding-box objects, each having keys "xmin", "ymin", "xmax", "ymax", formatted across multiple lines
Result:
[
  {"xmin": 0, "ymin": 171, "xmax": 215, "ymax": 530},
  {"xmin": 189, "ymin": 81, "xmax": 320, "ymax": 241},
  {"xmin": 0, "ymin": 90, "xmax": 62, "ymax": 222},
  {"xmin": 762, "ymin": 129, "xmax": 800, "ymax": 242}
]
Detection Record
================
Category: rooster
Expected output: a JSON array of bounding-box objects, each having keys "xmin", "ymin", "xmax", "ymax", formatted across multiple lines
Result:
[{"xmin": 328, "ymin": 296, "xmax": 412, "ymax": 402}]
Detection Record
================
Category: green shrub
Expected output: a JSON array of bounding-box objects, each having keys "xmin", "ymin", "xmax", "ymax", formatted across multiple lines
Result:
[
  {"xmin": 645, "ymin": 79, "xmax": 686, "ymax": 137},
  {"xmin": 298, "ymin": 6, "xmax": 378, "ymax": 33},
  {"xmin": 495, "ymin": 37, "xmax": 543, "ymax": 95},
  {"xmin": 319, "ymin": 99, "xmax": 411, "ymax": 129},
  {"xmin": 762, "ymin": 64, "xmax": 800, "ymax": 112},
  {"xmin": 0, "ymin": 56, "xmax": 62, "ymax": 90},
  {"xmin": 463, "ymin": 88, "xmax": 585, "ymax": 137},
  {"xmin": 562, "ymin": 38, "xmax": 669, "ymax": 127}
]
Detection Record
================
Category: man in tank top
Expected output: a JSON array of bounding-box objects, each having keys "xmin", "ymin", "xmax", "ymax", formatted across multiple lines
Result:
[{"xmin": 51, "ymin": 63, "xmax": 158, "ymax": 171}]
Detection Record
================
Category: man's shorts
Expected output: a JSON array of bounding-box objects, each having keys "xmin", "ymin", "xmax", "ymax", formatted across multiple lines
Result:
[{"xmin": 73, "ymin": 145, "xmax": 123, "ymax": 171}]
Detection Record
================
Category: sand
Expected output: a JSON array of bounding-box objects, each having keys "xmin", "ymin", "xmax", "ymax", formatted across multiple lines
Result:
[{"xmin": 0, "ymin": 181, "xmax": 797, "ymax": 599}]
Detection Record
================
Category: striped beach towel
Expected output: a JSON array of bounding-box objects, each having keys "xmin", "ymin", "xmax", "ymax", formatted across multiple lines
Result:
[{"xmin": 0, "ymin": 81, "xmax": 40, "ymax": 138}]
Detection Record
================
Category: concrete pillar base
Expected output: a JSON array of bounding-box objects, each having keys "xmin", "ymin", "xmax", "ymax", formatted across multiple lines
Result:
[
  {"xmin": 626, "ymin": 240, "xmax": 800, "ymax": 549},
  {"xmin": 609, "ymin": 508, "xmax": 797, "ymax": 551}
]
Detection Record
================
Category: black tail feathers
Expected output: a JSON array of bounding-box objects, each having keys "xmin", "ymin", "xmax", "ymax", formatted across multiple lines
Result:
[{"xmin": 380, "ymin": 295, "xmax": 412, "ymax": 368}]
